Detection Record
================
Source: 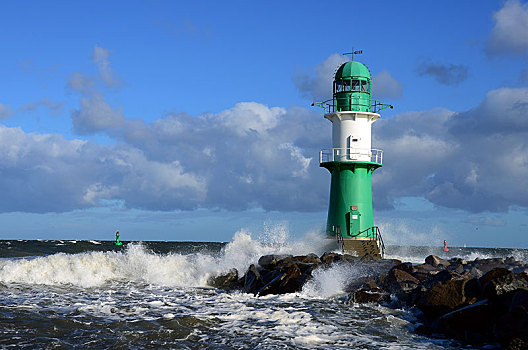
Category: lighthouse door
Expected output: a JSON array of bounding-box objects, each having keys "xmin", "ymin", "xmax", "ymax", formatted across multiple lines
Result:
[{"xmin": 347, "ymin": 208, "xmax": 361, "ymax": 237}]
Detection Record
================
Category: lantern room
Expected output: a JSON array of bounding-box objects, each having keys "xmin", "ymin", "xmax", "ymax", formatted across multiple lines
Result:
[{"xmin": 333, "ymin": 61, "xmax": 371, "ymax": 113}]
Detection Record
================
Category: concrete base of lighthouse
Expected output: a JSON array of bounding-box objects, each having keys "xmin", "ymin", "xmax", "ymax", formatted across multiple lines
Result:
[{"xmin": 322, "ymin": 236, "xmax": 383, "ymax": 259}]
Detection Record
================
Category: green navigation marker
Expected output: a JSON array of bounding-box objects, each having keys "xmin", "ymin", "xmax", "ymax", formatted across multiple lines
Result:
[{"xmin": 114, "ymin": 230, "xmax": 123, "ymax": 246}]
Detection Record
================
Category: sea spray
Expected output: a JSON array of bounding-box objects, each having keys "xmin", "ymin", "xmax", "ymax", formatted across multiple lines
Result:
[{"xmin": 0, "ymin": 226, "xmax": 327, "ymax": 289}]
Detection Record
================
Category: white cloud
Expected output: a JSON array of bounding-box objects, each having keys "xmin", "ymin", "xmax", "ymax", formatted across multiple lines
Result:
[
  {"xmin": 415, "ymin": 60, "xmax": 470, "ymax": 86},
  {"xmin": 0, "ymin": 125, "xmax": 205, "ymax": 213},
  {"xmin": 0, "ymin": 103, "xmax": 13, "ymax": 119},
  {"xmin": 487, "ymin": 0, "xmax": 528, "ymax": 56},
  {"xmin": 293, "ymin": 53, "xmax": 348, "ymax": 101},
  {"xmin": 372, "ymin": 70, "xmax": 403, "ymax": 99},
  {"xmin": 20, "ymin": 98, "xmax": 63, "ymax": 115},
  {"xmin": 71, "ymin": 94, "xmax": 127, "ymax": 134},
  {"xmin": 92, "ymin": 45, "xmax": 122, "ymax": 87},
  {"xmin": 374, "ymin": 88, "xmax": 528, "ymax": 212}
]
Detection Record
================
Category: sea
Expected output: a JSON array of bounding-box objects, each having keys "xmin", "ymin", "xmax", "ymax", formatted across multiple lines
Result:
[{"xmin": 0, "ymin": 229, "xmax": 527, "ymax": 349}]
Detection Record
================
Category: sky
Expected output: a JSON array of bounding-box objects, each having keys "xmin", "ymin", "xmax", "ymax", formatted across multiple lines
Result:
[{"xmin": 0, "ymin": 0, "xmax": 527, "ymax": 247}]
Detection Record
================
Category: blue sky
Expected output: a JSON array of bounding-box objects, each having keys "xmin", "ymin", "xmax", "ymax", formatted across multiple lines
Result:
[{"xmin": 0, "ymin": 1, "xmax": 527, "ymax": 247}]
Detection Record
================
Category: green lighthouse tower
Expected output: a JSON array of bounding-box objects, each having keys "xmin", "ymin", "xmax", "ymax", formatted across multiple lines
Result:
[{"xmin": 313, "ymin": 51, "xmax": 392, "ymax": 258}]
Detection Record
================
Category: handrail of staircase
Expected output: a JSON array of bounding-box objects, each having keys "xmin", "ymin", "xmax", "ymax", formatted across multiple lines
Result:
[
  {"xmin": 350, "ymin": 226, "xmax": 375, "ymax": 238},
  {"xmin": 374, "ymin": 226, "xmax": 385, "ymax": 258},
  {"xmin": 336, "ymin": 228, "xmax": 345, "ymax": 253}
]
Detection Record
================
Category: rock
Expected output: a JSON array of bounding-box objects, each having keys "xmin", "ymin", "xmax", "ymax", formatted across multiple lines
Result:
[
  {"xmin": 293, "ymin": 253, "xmax": 321, "ymax": 265},
  {"xmin": 394, "ymin": 262, "xmax": 414, "ymax": 274},
  {"xmin": 494, "ymin": 290, "xmax": 528, "ymax": 346},
  {"xmin": 421, "ymin": 269, "xmax": 461, "ymax": 290},
  {"xmin": 505, "ymin": 337, "xmax": 528, "ymax": 350},
  {"xmin": 348, "ymin": 287, "xmax": 390, "ymax": 304},
  {"xmin": 412, "ymin": 263, "xmax": 441, "ymax": 283},
  {"xmin": 244, "ymin": 264, "xmax": 265, "ymax": 293},
  {"xmin": 207, "ymin": 268, "xmax": 240, "ymax": 291},
  {"xmin": 342, "ymin": 254, "xmax": 361, "ymax": 264},
  {"xmin": 425, "ymin": 255, "xmax": 450, "ymax": 268},
  {"xmin": 258, "ymin": 254, "xmax": 292, "ymax": 270},
  {"xmin": 450, "ymin": 257, "xmax": 468, "ymax": 265},
  {"xmin": 320, "ymin": 252, "xmax": 343, "ymax": 265},
  {"xmin": 473, "ymin": 258, "xmax": 507, "ymax": 275},
  {"xmin": 483, "ymin": 272, "xmax": 528, "ymax": 299},
  {"xmin": 438, "ymin": 299, "xmax": 497, "ymax": 343},
  {"xmin": 257, "ymin": 261, "xmax": 305, "ymax": 296},
  {"xmin": 381, "ymin": 267, "xmax": 420, "ymax": 295},
  {"xmin": 345, "ymin": 276, "xmax": 379, "ymax": 291},
  {"xmin": 416, "ymin": 279, "xmax": 470, "ymax": 318},
  {"xmin": 479, "ymin": 267, "xmax": 512, "ymax": 288},
  {"xmin": 463, "ymin": 278, "xmax": 483, "ymax": 304}
]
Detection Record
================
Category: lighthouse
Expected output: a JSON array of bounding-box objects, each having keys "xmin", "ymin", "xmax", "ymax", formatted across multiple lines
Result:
[{"xmin": 313, "ymin": 51, "xmax": 392, "ymax": 258}]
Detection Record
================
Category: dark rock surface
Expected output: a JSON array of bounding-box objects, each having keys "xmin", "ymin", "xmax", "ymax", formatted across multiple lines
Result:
[{"xmin": 207, "ymin": 253, "xmax": 528, "ymax": 347}]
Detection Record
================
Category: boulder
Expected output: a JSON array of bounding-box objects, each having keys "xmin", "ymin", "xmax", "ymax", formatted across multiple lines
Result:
[
  {"xmin": 258, "ymin": 254, "xmax": 292, "ymax": 270},
  {"xmin": 244, "ymin": 264, "xmax": 265, "ymax": 293},
  {"xmin": 505, "ymin": 338, "xmax": 528, "ymax": 350},
  {"xmin": 348, "ymin": 287, "xmax": 390, "ymax": 304},
  {"xmin": 479, "ymin": 267, "xmax": 511, "ymax": 288},
  {"xmin": 438, "ymin": 299, "xmax": 497, "ymax": 343},
  {"xmin": 394, "ymin": 262, "xmax": 414, "ymax": 274},
  {"xmin": 320, "ymin": 252, "xmax": 343, "ymax": 265},
  {"xmin": 425, "ymin": 255, "xmax": 450, "ymax": 268},
  {"xmin": 416, "ymin": 279, "xmax": 470, "ymax": 318},
  {"xmin": 293, "ymin": 253, "xmax": 321, "ymax": 265},
  {"xmin": 483, "ymin": 272, "xmax": 528, "ymax": 299},
  {"xmin": 494, "ymin": 290, "xmax": 528, "ymax": 346},
  {"xmin": 381, "ymin": 267, "xmax": 420, "ymax": 295},
  {"xmin": 472, "ymin": 258, "xmax": 507, "ymax": 275},
  {"xmin": 421, "ymin": 269, "xmax": 461, "ymax": 289},
  {"xmin": 207, "ymin": 269, "xmax": 241, "ymax": 291},
  {"xmin": 412, "ymin": 263, "xmax": 441, "ymax": 283}
]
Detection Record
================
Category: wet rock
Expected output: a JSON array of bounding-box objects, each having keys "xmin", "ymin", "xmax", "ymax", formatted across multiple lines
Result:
[
  {"xmin": 463, "ymin": 278, "xmax": 483, "ymax": 304},
  {"xmin": 381, "ymin": 267, "xmax": 420, "ymax": 295},
  {"xmin": 449, "ymin": 257, "xmax": 468, "ymax": 265},
  {"xmin": 438, "ymin": 299, "xmax": 497, "ymax": 343},
  {"xmin": 472, "ymin": 258, "xmax": 507, "ymax": 275},
  {"xmin": 494, "ymin": 290, "xmax": 528, "ymax": 346},
  {"xmin": 244, "ymin": 264, "xmax": 265, "ymax": 293},
  {"xmin": 348, "ymin": 287, "xmax": 390, "ymax": 304},
  {"xmin": 416, "ymin": 279, "xmax": 469, "ymax": 318},
  {"xmin": 412, "ymin": 263, "xmax": 441, "ymax": 283},
  {"xmin": 345, "ymin": 276, "xmax": 379, "ymax": 291},
  {"xmin": 320, "ymin": 252, "xmax": 343, "ymax": 265},
  {"xmin": 479, "ymin": 267, "xmax": 512, "ymax": 288},
  {"xmin": 293, "ymin": 253, "xmax": 321, "ymax": 265},
  {"xmin": 421, "ymin": 269, "xmax": 460, "ymax": 290},
  {"xmin": 394, "ymin": 262, "xmax": 414, "ymax": 274},
  {"xmin": 258, "ymin": 254, "xmax": 292, "ymax": 270},
  {"xmin": 425, "ymin": 255, "xmax": 450, "ymax": 268},
  {"xmin": 207, "ymin": 268, "xmax": 240, "ymax": 291},
  {"xmin": 505, "ymin": 337, "xmax": 528, "ymax": 350},
  {"xmin": 483, "ymin": 272, "xmax": 528, "ymax": 299}
]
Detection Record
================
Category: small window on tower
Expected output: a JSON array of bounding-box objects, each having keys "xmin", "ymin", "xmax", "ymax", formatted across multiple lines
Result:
[
  {"xmin": 361, "ymin": 80, "xmax": 368, "ymax": 92},
  {"xmin": 343, "ymin": 80, "xmax": 351, "ymax": 91},
  {"xmin": 352, "ymin": 80, "xmax": 360, "ymax": 91},
  {"xmin": 335, "ymin": 81, "xmax": 342, "ymax": 92}
]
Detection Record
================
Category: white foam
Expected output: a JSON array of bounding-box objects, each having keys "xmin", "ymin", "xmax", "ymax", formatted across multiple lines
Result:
[{"xmin": 0, "ymin": 227, "xmax": 322, "ymax": 289}]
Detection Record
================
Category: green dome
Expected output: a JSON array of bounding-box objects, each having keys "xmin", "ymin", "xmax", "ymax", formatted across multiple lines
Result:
[{"xmin": 335, "ymin": 61, "xmax": 371, "ymax": 80}]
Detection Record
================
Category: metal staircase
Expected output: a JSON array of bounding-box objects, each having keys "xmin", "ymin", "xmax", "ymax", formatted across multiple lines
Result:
[{"xmin": 337, "ymin": 226, "xmax": 385, "ymax": 259}]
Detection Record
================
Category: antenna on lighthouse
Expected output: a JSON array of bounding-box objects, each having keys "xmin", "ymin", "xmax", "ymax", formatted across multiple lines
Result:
[{"xmin": 343, "ymin": 49, "xmax": 363, "ymax": 61}]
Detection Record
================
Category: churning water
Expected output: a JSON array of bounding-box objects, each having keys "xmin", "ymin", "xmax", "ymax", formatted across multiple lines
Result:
[{"xmin": 0, "ymin": 229, "xmax": 526, "ymax": 349}]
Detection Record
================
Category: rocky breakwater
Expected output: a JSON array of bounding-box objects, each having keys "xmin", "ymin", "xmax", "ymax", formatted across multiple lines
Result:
[{"xmin": 208, "ymin": 253, "xmax": 528, "ymax": 348}]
